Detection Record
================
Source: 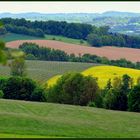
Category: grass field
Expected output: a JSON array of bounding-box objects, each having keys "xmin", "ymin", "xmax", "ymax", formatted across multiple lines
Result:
[
  {"xmin": 0, "ymin": 33, "xmax": 41, "ymax": 42},
  {"xmin": 45, "ymin": 34, "xmax": 88, "ymax": 46},
  {"xmin": 0, "ymin": 99, "xmax": 140, "ymax": 138},
  {"xmin": 47, "ymin": 65, "xmax": 140, "ymax": 88},
  {"xmin": 0, "ymin": 60, "xmax": 95, "ymax": 83},
  {"xmin": 0, "ymin": 33, "xmax": 88, "ymax": 45}
]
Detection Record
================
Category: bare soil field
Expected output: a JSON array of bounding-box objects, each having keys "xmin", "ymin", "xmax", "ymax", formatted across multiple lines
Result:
[{"xmin": 6, "ymin": 40, "xmax": 140, "ymax": 62}]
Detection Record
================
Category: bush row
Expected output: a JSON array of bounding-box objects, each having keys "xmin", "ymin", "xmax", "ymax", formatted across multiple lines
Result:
[{"xmin": 0, "ymin": 76, "xmax": 46, "ymax": 101}]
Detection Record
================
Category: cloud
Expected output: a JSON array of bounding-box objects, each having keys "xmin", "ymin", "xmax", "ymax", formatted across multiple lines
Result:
[{"xmin": 0, "ymin": 2, "xmax": 140, "ymax": 13}]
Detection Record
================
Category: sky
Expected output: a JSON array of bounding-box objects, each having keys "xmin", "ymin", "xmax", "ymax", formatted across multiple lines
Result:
[{"xmin": 0, "ymin": 2, "xmax": 140, "ymax": 14}]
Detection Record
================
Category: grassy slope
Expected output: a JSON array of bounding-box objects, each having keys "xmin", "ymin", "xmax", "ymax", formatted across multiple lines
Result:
[
  {"xmin": 0, "ymin": 60, "xmax": 94, "ymax": 82},
  {"xmin": 0, "ymin": 33, "xmax": 88, "ymax": 45},
  {"xmin": 0, "ymin": 99, "xmax": 140, "ymax": 138}
]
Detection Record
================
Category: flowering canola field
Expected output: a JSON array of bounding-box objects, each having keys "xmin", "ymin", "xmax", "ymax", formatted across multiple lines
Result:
[
  {"xmin": 82, "ymin": 65, "xmax": 140, "ymax": 88},
  {"xmin": 47, "ymin": 65, "xmax": 140, "ymax": 88}
]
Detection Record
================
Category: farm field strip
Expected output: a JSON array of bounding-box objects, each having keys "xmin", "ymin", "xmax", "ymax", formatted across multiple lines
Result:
[
  {"xmin": 6, "ymin": 39, "xmax": 140, "ymax": 62},
  {"xmin": 0, "ymin": 60, "xmax": 95, "ymax": 82}
]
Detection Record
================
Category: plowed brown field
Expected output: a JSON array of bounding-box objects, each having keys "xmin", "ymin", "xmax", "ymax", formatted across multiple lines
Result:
[{"xmin": 6, "ymin": 40, "xmax": 140, "ymax": 62}]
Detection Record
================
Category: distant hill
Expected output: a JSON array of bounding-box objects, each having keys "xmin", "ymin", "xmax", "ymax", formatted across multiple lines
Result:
[
  {"xmin": 0, "ymin": 11, "xmax": 140, "ymax": 19},
  {"xmin": 1, "ymin": 11, "xmax": 140, "ymax": 35},
  {"xmin": 102, "ymin": 11, "xmax": 140, "ymax": 17}
]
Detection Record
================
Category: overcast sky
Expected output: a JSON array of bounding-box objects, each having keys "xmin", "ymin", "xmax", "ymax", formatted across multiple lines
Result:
[{"xmin": 0, "ymin": 2, "xmax": 140, "ymax": 13}]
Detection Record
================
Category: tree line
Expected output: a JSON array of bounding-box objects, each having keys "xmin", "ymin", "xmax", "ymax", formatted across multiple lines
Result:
[
  {"xmin": 87, "ymin": 33, "xmax": 140, "ymax": 48},
  {"xmin": 19, "ymin": 42, "xmax": 140, "ymax": 70},
  {"xmin": 5, "ymin": 24, "xmax": 44, "ymax": 37},
  {"xmin": 1, "ymin": 18, "xmax": 140, "ymax": 48},
  {"xmin": 45, "ymin": 73, "xmax": 140, "ymax": 112},
  {"xmin": 0, "ymin": 72, "xmax": 139, "ymax": 112},
  {"xmin": 1, "ymin": 18, "xmax": 92, "ymax": 39}
]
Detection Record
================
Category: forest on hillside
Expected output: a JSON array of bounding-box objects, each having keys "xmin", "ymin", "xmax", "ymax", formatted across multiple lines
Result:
[{"xmin": 1, "ymin": 18, "xmax": 140, "ymax": 48}]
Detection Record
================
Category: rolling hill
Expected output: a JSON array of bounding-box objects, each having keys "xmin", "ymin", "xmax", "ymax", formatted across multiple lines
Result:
[
  {"xmin": 47, "ymin": 65, "xmax": 140, "ymax": 88},
  {"xmin": 1, "ymin": 11, "xmax": 140, "ymax": 35},
  {"xmin": 0, "ymin": 60, "xmax": 95, "ymax": 82},
  {"xmin": 82, "ymin": 65, "xmax": 140, "ymax": 88},
  {"xmin": 0, "ymin": 99, "xmax": 140, "ymax": 138},
  {"xmin": 6, "ymin": 39, "xmax": 140, "ymax": 62}
]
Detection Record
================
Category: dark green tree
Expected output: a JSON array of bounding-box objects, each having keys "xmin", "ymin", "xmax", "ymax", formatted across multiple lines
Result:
[
  {"xmin": 103, "ymin": 75, "xmax": 130, "ymax": 111},
  {"xmin": 87, "ymin": 34, "xmax": 102, "ymax": 47},
  {"xmin": 46, "ymin": 73, "xmax": 99, "ymax": 106},
  {"xmin": 3, "ymin": 77, "xmax": 36, "ymax": 100},
  {"xmin": 128, "ymin": 85, "xmax": 140, "ymax": 112}
]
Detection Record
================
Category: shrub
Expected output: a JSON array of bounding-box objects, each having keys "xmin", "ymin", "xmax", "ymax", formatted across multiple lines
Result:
[
  {"xmin": 30, "ymin": 87, "xmax": 46, "ymax": 102},
  {"xmin": 128, "ymin": 85, "xmax": 140, "ymax": 112},
  {"xmin": 3, "ymin": 76, "xmax": 42, "ymax": 101},
  {"xmin": 103, "ymin": 76, "xmax": 128, "ymax": 111},
  {"xmin": 80, "ymin": 39, "xmax": 84, "ymax": 44},
  {"xmin": 52, "ymin": 37, "xmax": 56, "ymax": 40},
  {"xmin": 26, "ymin": 54, "xmax": 37, "ymax": 60},
  {"xmin": 0, "ymin": 77, "xmax": 8, "ymax": 90},
  {"xmin": 88, "ymin": 101, "xmax": 96, "ymax": 107},
  {"xmin": 0, "ymin": 90, "xmax": 4, "ymax": 98},
  {"xmin": 94, "ymin": 92, "xmax": 103, "ymax": 108}
]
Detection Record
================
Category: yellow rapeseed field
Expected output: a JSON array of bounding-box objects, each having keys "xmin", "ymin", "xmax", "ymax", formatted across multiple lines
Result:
[
  {"xmin": 82, "ymin": 65, "xmax": 140, "ymax": 88},
  {"xmin": 47, "ymin": 65, "xmax": 140, "ymax": 88},
  {"xmin": 46, "ymin": 75, "xmax": 62, "ymax": 87}
]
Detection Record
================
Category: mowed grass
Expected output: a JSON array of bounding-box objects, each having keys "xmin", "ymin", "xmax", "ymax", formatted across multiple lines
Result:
[
  {"xmin": 0, "ymin": 60, "xmax": 95, "ymax": 83},
  {"xmin": 0, "ymin": 99, "xmax": 140, "ymax": 138},
  {"xmin": 0, "ymin": 133, "xmax": 49, "ymax": 138},
  {"xmin": 47, "ymin": 65, "xmax": 140, "ymax": 88},
  {"xmin": 82, "ymin": 65, "xmax": 140, "ymax": 88},
  {"xmin": 0, "ymin": 33, "xmax": 88, "ymax": 46}
]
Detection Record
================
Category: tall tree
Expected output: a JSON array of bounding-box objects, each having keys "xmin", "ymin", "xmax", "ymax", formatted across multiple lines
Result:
[{"xmin": 9, "ymin": 51, "xmax": 26, "ymax": 77}]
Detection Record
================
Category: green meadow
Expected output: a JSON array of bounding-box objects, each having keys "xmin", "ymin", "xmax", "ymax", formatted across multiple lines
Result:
[
  {"xmin": 0, "ymin": 99, "xmax": 140, "ymax": 138},
  {"xmin": 0, "ymin": 33, "xmax": 88, "ymax": 46}
]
